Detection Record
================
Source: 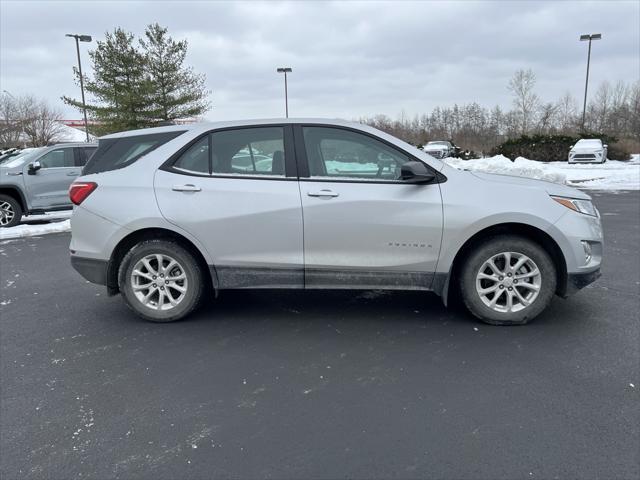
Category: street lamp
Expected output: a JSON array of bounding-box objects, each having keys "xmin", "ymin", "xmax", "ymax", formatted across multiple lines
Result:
[
  {"xmin": 276, "ymin": 67, "xmax": 292, "ymax": 118},
  {"xmin": 66, "ymin": 33, "xmax": 92, "ymax": 142},
  {"xmin": 579, "ymin": 33, "xmax": 602, "ymax": 131}
]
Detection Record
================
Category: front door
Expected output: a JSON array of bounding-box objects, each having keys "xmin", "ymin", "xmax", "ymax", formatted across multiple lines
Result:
[
  {"xmin": 155, "ymin": 125, "xmax": 304, "ymax": 289},
  {"xmin": 296, "ymin": 125, "xmax": 443, "ymax": 290},
  {"xmin": 24, "ymin": 147, "xmax": 80, "ymax": 209}
]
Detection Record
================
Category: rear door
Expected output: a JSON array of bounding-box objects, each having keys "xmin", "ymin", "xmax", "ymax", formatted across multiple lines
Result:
[
  {"xmin": 155, "ymin": 125, "xmax": 304, "ymax": 288},
  {"xmin": 75, "ymin": 146, "xmax": 97, "ymax": 169},
  {"xmin": 296, "ymin": 125, "xmax": 443, "ymax": 289},
  {"xmin": 24, "ymin": 146, "xmax": 79, "ymax": 209}
]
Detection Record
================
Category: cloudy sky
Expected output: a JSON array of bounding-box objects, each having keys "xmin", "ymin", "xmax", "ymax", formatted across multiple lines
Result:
[{"xmin": 1, "ymin": 0, "xmax": 638, "ymax": 122}]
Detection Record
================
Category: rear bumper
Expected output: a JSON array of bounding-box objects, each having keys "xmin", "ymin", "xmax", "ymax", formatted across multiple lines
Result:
[
  {"xmin": 70, "ymin": 256, "xmax": 108, "ymax": 285},
  {"xmin": 564, "ymin": 268, "xmax": 601, "ymax": 296}
]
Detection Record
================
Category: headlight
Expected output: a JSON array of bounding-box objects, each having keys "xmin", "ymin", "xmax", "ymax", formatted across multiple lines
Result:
[{"xmin": 552, "ymin": 196, "xmax": 598, "ymax": 216}]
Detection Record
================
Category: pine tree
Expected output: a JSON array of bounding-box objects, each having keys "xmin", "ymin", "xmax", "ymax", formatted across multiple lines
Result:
[
  {"xmin": 140, "ymin": 23, "xmax": 210, "ymax": 122},
  {"xmin": 63, "ymin": 28, "xmax": 152, "ymax": 135}
]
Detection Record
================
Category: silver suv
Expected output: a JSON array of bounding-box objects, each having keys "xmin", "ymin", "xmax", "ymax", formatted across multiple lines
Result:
[
  {"xmin": 0, "ymin": 143, "xmax": 97, "ymax": 227},
  {"xmin": 69, "ymin": 119, "xmax": 603, "ymax": 325}
]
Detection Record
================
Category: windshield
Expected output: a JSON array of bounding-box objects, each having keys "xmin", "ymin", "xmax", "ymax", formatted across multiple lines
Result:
[
  {"xmin": 0, "ymin": 148, "xmax": 44, "ymax": 168},
  {"xmin": 576, "ymin": 139, "xmax": 601, "ymax": 147}
]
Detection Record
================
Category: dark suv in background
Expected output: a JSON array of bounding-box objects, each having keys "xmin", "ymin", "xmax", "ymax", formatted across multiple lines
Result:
[{"xmin": 0, "ymin": 142, "xmax": 97, "ymax": 227}]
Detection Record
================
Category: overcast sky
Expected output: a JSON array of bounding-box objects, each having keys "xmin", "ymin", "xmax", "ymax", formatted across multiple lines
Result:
[{"xmin": 1, "ymin": 0, "xmax": 638, "ymax": 122}]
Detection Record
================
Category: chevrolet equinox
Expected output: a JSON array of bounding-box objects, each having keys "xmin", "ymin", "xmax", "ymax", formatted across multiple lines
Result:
[{"xmin": 69, "ymin": 119, "xmax": 603, "ymax": 325}]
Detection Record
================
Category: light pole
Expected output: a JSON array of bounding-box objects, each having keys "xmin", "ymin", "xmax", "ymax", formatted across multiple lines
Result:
[
  {"xmin": 66, "ymin": 33, "xmax": 92, "ymax": 142},
  {"xmin": 579, "ymin": 33, "xmax": 601, "ymax": 132},
  {"xmin": 276, "ymin": 67, "xmax": 292, "ymax": 118}
]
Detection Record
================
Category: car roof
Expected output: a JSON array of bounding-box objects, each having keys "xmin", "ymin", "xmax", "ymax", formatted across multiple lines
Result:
[
  {"xmin": 98, "ymin": 118, "xmax": 361, "ymax": 140},
  {"xmin": 49, "ymin": 142, "xmax": 98, "ymax": 147},
  {"xmin": 575, "ymin": 139, "xmax": 602, "ymax": 144}
]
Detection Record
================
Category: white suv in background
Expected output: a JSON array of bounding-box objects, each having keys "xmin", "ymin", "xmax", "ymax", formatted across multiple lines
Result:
[
  {"xmin": 69, "ymin": 119, "xmax": 603, "ymax": 325},
  {"xmin": 568, "ymin": 139, "xmax": 608, "ymax": 164},
  {"xmin": 423, "ymin": 141, "xmax": 456, "ymax": 159}
]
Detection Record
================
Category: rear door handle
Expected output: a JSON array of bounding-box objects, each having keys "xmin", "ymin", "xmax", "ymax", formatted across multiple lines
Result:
[
  {"xmin": 67, "ymin": 171, "xmax": 80, "ymax": 176},
  {"xmin": 307, "ymin": 189, "xmax": 339, "ymax": 198},
  {"xmin": 172, "ymin": 184, "xmax": 201, "ymax": 192}
]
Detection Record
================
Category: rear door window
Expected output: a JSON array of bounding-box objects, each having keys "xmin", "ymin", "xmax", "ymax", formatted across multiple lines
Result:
[
  {"xmin": 75, "ymin": 147, "xmax": 97, "ymax": 167},
  {"xmin": 211, "ymin": 127, "xmax": 286, "ymax": 176},
  {"xmin": 173, "ymin": 136, "xmax": 210, "ymax": 174},
  {"xmin": 83, "ymin": 131, "xmax": 185, "ymax": 175}
]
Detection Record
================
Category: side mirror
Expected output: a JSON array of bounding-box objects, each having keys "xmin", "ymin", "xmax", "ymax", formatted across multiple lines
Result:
[
  {"xmin": 400, "ymin": 161, "xmax": 436, "ymax": 184},
  {"xmin": 27, "ymin": 161, "xmax": 41, "ymax": 175},
  {"xmin": 603, "ymin": 144, "xmax": 608, "ymax": 148}
]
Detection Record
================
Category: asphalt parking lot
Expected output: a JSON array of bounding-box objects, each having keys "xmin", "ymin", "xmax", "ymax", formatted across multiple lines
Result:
[{"xmin": 1, "ymin": 191, "xmax": 638, "ymax": 480}]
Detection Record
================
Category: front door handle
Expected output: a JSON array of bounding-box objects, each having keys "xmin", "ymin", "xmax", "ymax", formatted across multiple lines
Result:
[
  {"xmin": 172, "ymin": 184, "xmax": 201, "ymax": 192},
  {"xmin": 307, "ymin": 189, "xmax": 339, "ymax": 198}
]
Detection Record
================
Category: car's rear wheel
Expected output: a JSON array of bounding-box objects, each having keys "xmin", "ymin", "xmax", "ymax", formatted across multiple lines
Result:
[
  {"xmin": 119, "ymin": 239, "xmax": 205, "ymax": 322},
  {"xmin": 459, "ymin": 235, "xmax": 556, "ymax": 325},
  {"xmin": 0, "ymin": 194, "xmax": 22, "ymax": 228}
]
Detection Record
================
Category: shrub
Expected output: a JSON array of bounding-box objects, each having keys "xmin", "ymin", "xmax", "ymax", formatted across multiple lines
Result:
[{"xmin": 490, "ymin": 133, "xmax": 631, "ymax": 161}]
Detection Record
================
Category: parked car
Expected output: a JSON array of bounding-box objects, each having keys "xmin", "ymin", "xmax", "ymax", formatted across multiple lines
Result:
[
  {"xmin": 0, "ymin": 148, "xmax": 27, "ymax": 164},
  {"xmin": 0, "ymin": 142, "xmax": 97, "ymax": 227},
  {"xmin": 69, "ymin": 119, "xmax": 602, "ymax": 325},
  {"xmin": 423, "ymin": 140, "xmax": 457, "ymax": 159},
  {"xmin": 568, "ymin": 139, "xmax": 607, "ymax": 164}
]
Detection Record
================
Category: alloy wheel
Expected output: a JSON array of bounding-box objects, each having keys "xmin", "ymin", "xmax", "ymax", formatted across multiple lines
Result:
[
  {"xmin": 130, "ymin": 254, "xmax": 188, "ymax": 311},
  {"xmin": 0, "ymin": 201, "xmax": 15, "ymax": 226},
  {"xmin": 475, "ymin": 251, "xmax": 542, "ymax": 313}
]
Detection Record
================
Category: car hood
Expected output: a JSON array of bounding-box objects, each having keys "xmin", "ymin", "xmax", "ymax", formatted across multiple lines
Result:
[
  {"xmin": 0, "ymin": 164, "xmax": 21, "ymax": 174},
  {"xmin": 469, "ymin": 171, "xmax": 591, "ymax": 200},
  {"xmin": 570, "ymin": 147, "xmax": 603, "ymax": 153}
]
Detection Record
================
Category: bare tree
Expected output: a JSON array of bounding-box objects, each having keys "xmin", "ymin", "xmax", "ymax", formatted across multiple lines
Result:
[
  {"xmin": 537, "ymin": 102, "xmax": 559, "ymax": 133},
  {"xmin": 359, "ymin": 79, "xmax": 639, "ymax": 153},
  {"xmin": 0, "ymin": 94, "xmax": 63, "ymax": 148},
  {"xmin": 556, "ymin": 92, "xmax": 578, "ymax": 133},
  {"xmin": 591, "ymin": 81, "xmax": 611, "ymax": 131},
  {"xmin": 20, "ymin": 96, "xmax": 64, "ymax": 147},
  {"xmin": 0, "ymin": 93, "xmax": 24, "ymax": 147},
  {"xmin": 628, "ymin": 81, "xmax": 640, "ymax": 140},
  {"xmin": 507, "ymin": 69, "xmax": 540, "ymax": 134}
]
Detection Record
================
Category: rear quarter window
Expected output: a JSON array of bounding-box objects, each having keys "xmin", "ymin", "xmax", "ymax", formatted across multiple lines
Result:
[{"xmin": 83, "ymin": 131, "xmax": 185, "ymax": 175}]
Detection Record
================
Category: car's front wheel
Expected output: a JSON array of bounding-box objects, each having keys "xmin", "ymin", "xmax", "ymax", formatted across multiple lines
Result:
[
  {"xmin": 459, "ymin": 235, "xmax": 557, "ymax": 325},
  {"xmin": 0, "ymin": 194, "xmax": 22, "ymax": 228},
  {"xmin": 118, "ymin": 239, "xmax": 205, "ymax": 322}
]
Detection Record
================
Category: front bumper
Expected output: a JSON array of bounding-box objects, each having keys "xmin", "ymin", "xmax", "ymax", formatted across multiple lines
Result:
[
  {"xmin": 71, "ymin": 256, "xmax": 108, "ymax": 285},
  {"xmin": 565, "ymin": 268, "xmax": 602, "ymax": 296}
]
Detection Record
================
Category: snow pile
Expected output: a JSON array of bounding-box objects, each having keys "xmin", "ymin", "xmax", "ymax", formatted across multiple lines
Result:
[
  {"xmin": 445, "ymin": 155, "xmax": 640, "ymax": 190},
  {"xmin": 0, "ymin": 211, "xmax": 72, "ymax": 240},
  {"xmin": 446, "ymin": 155, "xmax": 566, "ymax": 184},
  {"xmin": 55, "ymin": 123, "xmax": 96, "ymax": 142}
]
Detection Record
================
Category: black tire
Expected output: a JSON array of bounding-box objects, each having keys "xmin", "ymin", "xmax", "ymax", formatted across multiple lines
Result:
[
  {"xmin": 118, "ymin": 239, "xmax": 205, "ymax": 322},
  {"xmin": 0, "ymin": 194, "xmax": 22, "ymax": 228},
  {"xmin": 459, "ymin": 235, "xmax": 556, "ymax": 326}
]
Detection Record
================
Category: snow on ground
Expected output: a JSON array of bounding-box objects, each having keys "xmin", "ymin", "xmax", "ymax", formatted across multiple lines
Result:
[
  {"xmin": 445, "ymin": 154, "xmax": 640, "ymax": 190},
  {"xmin": 0, "ymin": 211, "xmax": 71, "ymax": 240}
]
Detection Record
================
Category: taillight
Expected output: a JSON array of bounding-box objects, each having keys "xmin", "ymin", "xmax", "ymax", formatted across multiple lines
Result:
[{"xmin": 69, "ymin": 182, "xmax": 97, "ymax": 205}]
